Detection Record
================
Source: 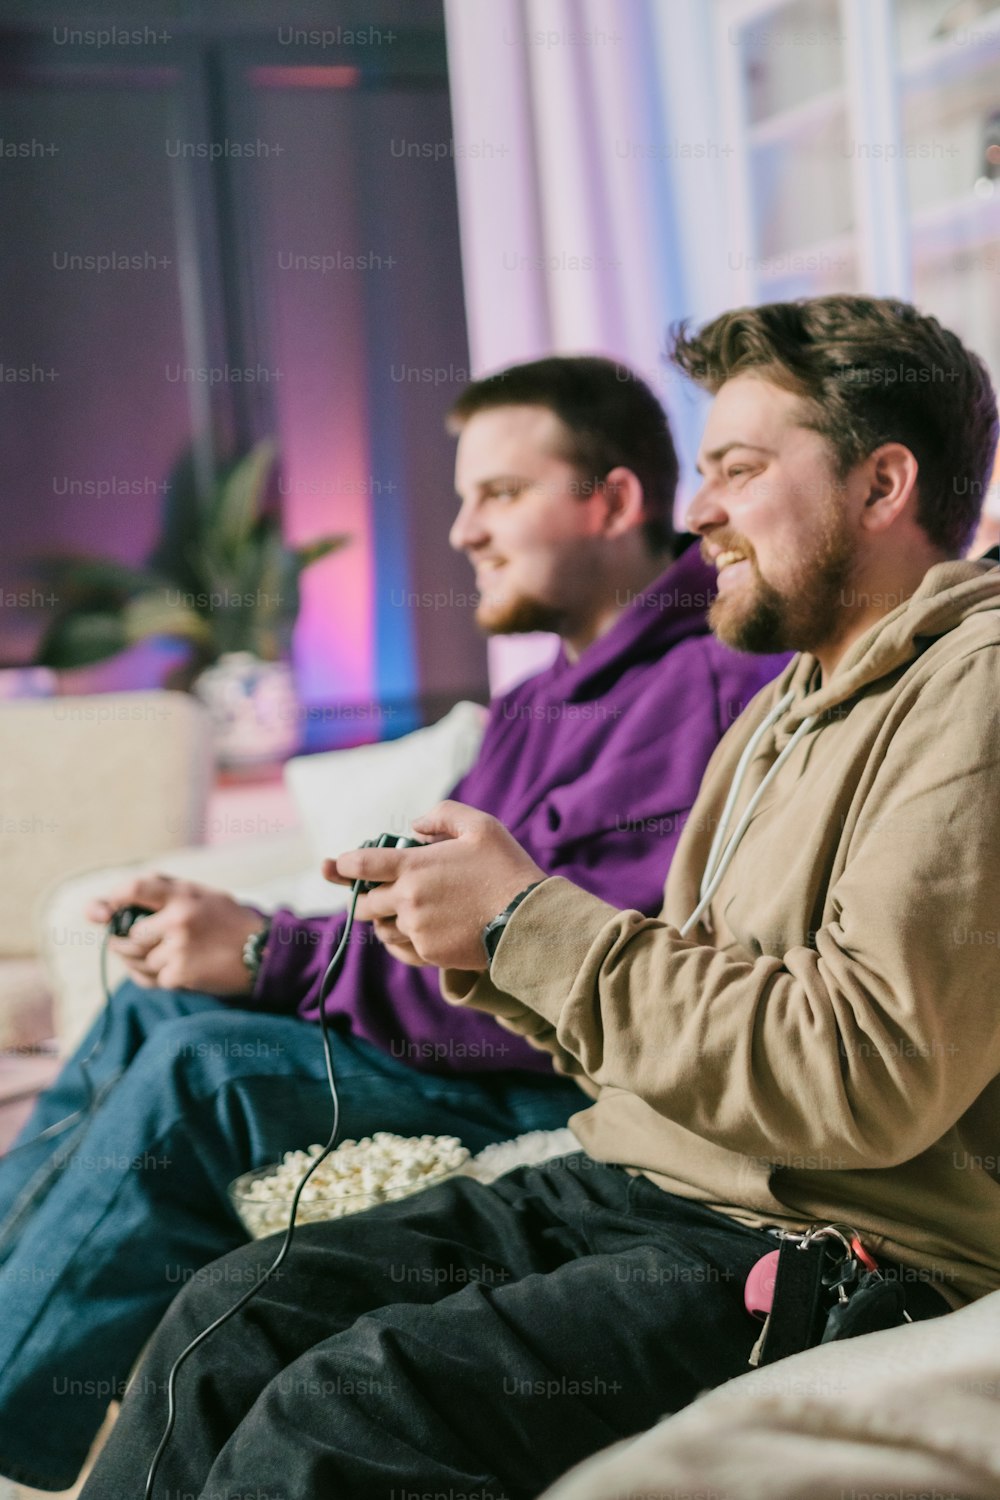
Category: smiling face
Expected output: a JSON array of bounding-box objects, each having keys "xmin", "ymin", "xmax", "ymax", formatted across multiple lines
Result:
[
  {"xmin": 450, "ymin": 405, "xmax": 613, "ymax": 639},
  {"xmin": 686, "ymin": 373, "xmax": 861, "ymax": 657}
]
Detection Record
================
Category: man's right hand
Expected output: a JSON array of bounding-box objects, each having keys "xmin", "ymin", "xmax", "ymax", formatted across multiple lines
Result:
[{"xmin": 87, "ymin": 875, "xmax": 266, "ymax": 996}]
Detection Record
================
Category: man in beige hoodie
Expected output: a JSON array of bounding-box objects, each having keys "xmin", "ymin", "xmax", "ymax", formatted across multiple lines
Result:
[{"xmin": 81, "ymin": 296, "xmax": 1000, "ymax": 1500}]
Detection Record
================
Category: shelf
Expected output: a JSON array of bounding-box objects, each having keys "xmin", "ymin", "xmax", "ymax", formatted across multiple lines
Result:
[
  {"xmin": 911, "ymin": 189, "xmax": 1000, "ymax": 264},
  {"xmin": 748, "ymin": 84, "xmax": 844, "ymax": 148},
  {"xmin": 756, "ymin": 230, "xmax": 856, "ymax": 285},
  {"xmin": 899, "ymin": 13, "xmax": 1000, "ymax": 95},
  {"xmin": 722, "ymin": 0, "xmax": 797, "ymax": 26}
]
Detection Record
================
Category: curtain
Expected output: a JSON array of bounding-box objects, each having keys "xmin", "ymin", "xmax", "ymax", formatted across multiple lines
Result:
[{"xmin": 444, "ymin": 0, "xmax": 736, "ymax": 689}]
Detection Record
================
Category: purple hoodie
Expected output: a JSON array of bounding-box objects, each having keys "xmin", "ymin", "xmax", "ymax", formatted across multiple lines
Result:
[{"xmin": 247, "ymin": 542, "xmax": 788, "ymax": 1073}]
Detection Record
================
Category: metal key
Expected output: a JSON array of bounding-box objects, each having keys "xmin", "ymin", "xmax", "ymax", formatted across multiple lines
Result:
[{"xmin": 821, "ymin": 1269, "xmax": 907, "ymax": 1342}]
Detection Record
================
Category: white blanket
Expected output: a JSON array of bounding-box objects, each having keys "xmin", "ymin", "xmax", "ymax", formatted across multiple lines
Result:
[{"xmin": 542, "ymin": 1288, "xmax": 1000, "ymax": 1500}]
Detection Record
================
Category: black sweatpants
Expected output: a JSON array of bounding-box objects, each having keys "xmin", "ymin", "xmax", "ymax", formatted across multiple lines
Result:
[{"xmin": 78, "ymin": 1153, "xmax": 948, "ymax": 1500}]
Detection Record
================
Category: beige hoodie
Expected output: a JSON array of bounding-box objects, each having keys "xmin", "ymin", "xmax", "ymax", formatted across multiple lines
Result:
[{"xmin": 443, "ymin": 560, "xmax": 1000, "ymax": 1306}]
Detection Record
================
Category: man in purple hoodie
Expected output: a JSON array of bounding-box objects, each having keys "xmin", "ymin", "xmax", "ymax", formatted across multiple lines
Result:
[{"xmin": 0, "ymin": 357, "xmax": 784, "ymax": 1492}]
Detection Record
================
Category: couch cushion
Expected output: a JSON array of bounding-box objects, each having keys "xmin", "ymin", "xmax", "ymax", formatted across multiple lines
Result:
[
  {"xmin": 0, "ymin": 959, "xmax": 53, "ymax": 1053},
  {"xmin": 284, "ymin": 700, "xmax": 487, "ymax": 866}
]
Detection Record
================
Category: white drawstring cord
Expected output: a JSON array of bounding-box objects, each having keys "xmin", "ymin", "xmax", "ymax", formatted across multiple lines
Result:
[
  {"xmin": 697, "ymin": 691, "xmax": 796, "ymax": 903},
  {"xmin": 681, "ymin": 703, "xmax": 816, "ymax": 938}
]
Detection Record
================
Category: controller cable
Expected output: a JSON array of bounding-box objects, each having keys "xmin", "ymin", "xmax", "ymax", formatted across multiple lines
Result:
[{"xmin": 142, "ymin": 880, "xmax": 362, "ymax": 1500}]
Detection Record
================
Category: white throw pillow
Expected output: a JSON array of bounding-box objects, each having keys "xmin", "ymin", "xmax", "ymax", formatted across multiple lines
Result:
[{"xmin": 283, "ymin": 700, "xmax": 488, "ymax": 870}]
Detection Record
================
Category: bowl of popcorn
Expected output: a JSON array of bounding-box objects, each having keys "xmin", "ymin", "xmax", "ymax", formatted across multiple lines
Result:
[{"xmin": 229, "ymin": 1131, "xmax": 471, "ymax": 1239}]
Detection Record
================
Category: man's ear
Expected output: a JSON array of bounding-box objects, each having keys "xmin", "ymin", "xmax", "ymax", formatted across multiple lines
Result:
[
  {"xmin": 599, "ymin": 466, "xmax": 646, "ymax": 538},
  {"xmin": 858, "ymin": 444, "xmax": 920, "ymax": 535}
]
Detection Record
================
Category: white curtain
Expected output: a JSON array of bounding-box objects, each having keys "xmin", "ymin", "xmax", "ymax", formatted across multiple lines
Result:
[{"xmin": 444, "ymin": 0, "xmax": 742, "ymax": 690}]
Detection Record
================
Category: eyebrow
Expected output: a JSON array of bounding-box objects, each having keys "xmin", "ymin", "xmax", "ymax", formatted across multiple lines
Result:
[
  {"xmin": 695, "ymin": 442, "xmax": 774, "ymax": 476},
  {"xmin": 456, "ymin": 473, "xmax": 529, "ymax": 498}
]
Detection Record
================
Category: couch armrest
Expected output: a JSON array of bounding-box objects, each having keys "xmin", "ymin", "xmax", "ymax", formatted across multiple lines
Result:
[{"xmin": 0, "ymin": 691, "xmax": 212, "ymax": 959}]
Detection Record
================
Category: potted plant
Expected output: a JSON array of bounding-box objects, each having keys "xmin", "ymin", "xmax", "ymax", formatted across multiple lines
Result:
[{"xmin": 35, "ymin": 442, "xmax": 348, "ymax": 764}]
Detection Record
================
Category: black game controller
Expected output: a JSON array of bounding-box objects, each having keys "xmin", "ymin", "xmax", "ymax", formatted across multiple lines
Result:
[
  {"xmin": 107, "ymin": 904, "xmax": 155, "ymax": 937},
  {"xmin": 357, "ymin": 834, "xmax": 421, "ymax": 892}
]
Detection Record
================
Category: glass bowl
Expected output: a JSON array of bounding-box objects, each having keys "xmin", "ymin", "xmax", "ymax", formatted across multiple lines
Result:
[{"xmin": 229, "ymin": 1133, "xmax": 470, "ymax": 1239}]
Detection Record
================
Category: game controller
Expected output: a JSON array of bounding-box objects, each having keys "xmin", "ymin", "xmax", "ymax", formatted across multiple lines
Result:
[
  {"xmin": 357, "ymin": 833, "xmax": 421, "ymax": 892},
  {"xmin": 107, "ymin": 903, "xmax": 155, "ymax": 937}
]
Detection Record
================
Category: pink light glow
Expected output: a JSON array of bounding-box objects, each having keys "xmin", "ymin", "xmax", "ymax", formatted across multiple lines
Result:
[
  {"xmin": 256, "ymin": 84, "xmax": 375, "ymax": 708},
  {"xmin": 279, "ymin": 432, "xmax": 374, "ymax": 708},
  {"xmin": 249, "ymin": 67, "xmax": 361, "ymax": 91},
  {"xmin": 271, "ymin": 321, "xmax": 375, "ymax": 706}
]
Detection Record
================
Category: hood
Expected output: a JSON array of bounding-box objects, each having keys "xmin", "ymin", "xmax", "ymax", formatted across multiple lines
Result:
[
  {"xmin": 681, "ymin": 559, "xmax": 1000, "ymax": 935},
  {"xmin": 536, "ymin": 538, "xmax": 716, "ymax": 705},
  {"xmin": 775, "ymin": 559, "xmax": 1000, "ymax": 743}
]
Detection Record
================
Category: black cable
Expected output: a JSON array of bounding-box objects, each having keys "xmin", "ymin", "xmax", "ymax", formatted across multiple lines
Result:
[{"xmin": 142, "ymin": 882, "xmax": 361, "ymax": 1500}]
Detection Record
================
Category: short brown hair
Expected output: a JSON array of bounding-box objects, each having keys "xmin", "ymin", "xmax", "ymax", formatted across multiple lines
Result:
[
  {"xmin": 670, "ymin": 295, "xmax": 999, "ymax": 556},
  {"xmin": 447, "ymin": 355, "xmax": 678, "ymax": 552}
]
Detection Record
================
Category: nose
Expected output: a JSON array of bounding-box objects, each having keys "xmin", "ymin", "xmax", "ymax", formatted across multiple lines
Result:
[
  {"xmin": 449, "ymin": 499, "xmax": 489, "ymax": 554},
  {"xmin": 684, "ymin": 478, "xmax": 729, "ymax": 538}
]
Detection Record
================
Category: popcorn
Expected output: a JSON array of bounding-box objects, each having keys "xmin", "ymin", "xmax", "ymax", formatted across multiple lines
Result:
[{"xmin": 230, "ymin": 1132, "xmax": 470, "ymax": 1239}]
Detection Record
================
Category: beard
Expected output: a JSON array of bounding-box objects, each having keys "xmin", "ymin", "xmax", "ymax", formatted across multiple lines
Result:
[
  {"xmin": 475, "ymin": 590, "xmax": 567, "ymax": 636},
  {"xmin": 705, "ymin": 509, "xmax": 858, "ymax": 657}
]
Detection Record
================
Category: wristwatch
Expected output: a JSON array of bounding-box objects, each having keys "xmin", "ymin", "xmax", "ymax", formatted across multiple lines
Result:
[
  {"xmin": 481, "ymin": 883, "xmax": 543, "ymax": 966},
  {"xmin": 242, "ymin": 918, "xmax": 272, "ymax": 985}
]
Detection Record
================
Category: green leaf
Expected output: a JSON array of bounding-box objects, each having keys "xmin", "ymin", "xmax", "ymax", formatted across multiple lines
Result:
[
  {"xmin": 33, "ymin": 555, "xmax": 163, "ymax": 601},
  {"xmin": 256, "ymin": 530, "xmax": 293, "ymax": 622},
  {"xmin": 32, "ymin": 438, "xmax": 352, "ymax": 675},
  {"xmin": 35, "ymin": 611, "xmax": 129, "ymax": 667},
  {"xmin": 122, "ymin": 591, "xmax": 214, "ymax": 648},
  {"xmin": 292, "ymin": 534, "xmax": 350, "ymax": 572},
  {"xmin": 188, "ymin": 544, "xmax": 236, "ymax": 607},
  {"xmin": 210, "ymin": 441, "xmax": 278, "ymax": 561},
  {"xmin": 148, "ymin": 448, "xmax": 211, "ymax": 595}
]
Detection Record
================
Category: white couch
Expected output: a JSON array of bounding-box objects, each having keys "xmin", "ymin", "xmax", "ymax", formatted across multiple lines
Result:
[
  {"xmin": 543, "ymin": 1290, "xmax": 998, "ymax": 1500},
  {"xmin": 0, "ymin": 691, "xmax": 212, "ymax": 1053}
]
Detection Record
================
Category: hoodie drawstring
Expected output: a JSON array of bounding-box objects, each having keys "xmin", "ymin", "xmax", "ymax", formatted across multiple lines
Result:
[{"xmin": 681, "ymin": 692, "xmax": 816, "ymax": 938}]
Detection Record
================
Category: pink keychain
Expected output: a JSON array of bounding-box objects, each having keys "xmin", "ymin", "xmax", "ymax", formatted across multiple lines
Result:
[
  {"xmin": 744, "ymin": 1228, "xmax": 880, "ymax": 1321},
  {"xmin": 744, "ymin": 1248, "xmax": 780, "ymax": 1320}
]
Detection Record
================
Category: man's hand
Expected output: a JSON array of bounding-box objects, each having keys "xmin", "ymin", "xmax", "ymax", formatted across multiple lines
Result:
[
  {"xmin": 326, "ymin": 802, "xmax": 546, "ymax": 971},
  {"xmin": 369, "ymin": 918, "xmax": 429, "ymax": 969},
  {"xmin": 87, "ymin": 875, "xmax": 266, "ymax": 995}
]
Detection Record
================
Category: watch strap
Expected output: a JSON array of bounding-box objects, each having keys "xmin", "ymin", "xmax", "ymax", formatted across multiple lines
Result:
[
  {"xmin": 482, "ymin": 882, "xmax": 543, "ymax": 965},
  {"xmin": 242, "ymin": 918, "xmax": 272, "ymax": 984}
]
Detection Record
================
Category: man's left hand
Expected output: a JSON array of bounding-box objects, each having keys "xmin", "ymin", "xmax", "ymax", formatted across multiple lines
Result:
[{"xmin": 325, "ymin": 802, "xmax": 546, "ymax": 971}]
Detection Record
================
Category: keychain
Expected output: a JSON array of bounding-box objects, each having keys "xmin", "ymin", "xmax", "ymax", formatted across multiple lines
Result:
[{"xmin": 745, "ymin": 1223, "xmax": 911, "ymax": 1367}]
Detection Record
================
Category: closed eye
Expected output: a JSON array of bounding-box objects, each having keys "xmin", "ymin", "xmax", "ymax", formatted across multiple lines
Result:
[{"xmin": 485, "ymin": 480, "xmax": 528, "ymax": 502}]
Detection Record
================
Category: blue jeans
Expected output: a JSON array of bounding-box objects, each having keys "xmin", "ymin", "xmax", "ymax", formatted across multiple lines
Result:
[{"xmin": 0, "ymin": 982, "xmax": 582, "ymax": 1490}]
